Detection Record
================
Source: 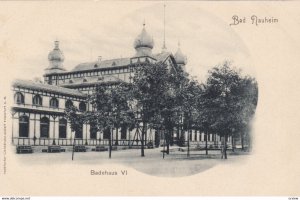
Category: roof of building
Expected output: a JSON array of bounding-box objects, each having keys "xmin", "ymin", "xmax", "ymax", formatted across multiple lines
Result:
[
  {"xmin": 70, "ymin": 52, "xmax": 173, "ymax": 72},
  {"xmin": 60, "ymin": 75, "xmax": 122, "ymax": 87},
  {"xmin": 71, "ymin": 57, "xmax": 131, "ymax": 72},
  {"xmin": 153, "ymin": 52, "xmax": 172, "ymax": 63},
  {"xmin": 12, "ymin": 79, "xmax": 86, "ymax": 97}
]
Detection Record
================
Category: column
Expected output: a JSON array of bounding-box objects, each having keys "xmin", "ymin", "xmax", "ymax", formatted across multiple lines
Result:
[
  {"xmin": 28, "ymin": 114, "xmax": 34, "ymax": 145},
  {"xmin": 146, "ymin": 128, "xmax": 151, "ymax": 142},
  {"xmin": 185, "ymin": 130, "xmax": 188, "ymax": 141},
  {"xmin": 50, "ymin": 117, "xmax": 55, "ymax": 145},
  {"xmin": 67, "ymin": 122, "xmax": 72, "ymax": 145},
  {"xmin": 86, "ymin": 124, "xmax": 90, "ymax": 140},
  {"xmin": 54, "ymin": 117, "xmax": 59, "ymax": 145},
  {"xmin": 36, "ymin": 117, "xmax": 40, "ymax": 138}
]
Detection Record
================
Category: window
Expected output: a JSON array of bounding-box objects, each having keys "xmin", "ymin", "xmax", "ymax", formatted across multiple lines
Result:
[
  {"xmin": 19, "ymin": 115, "xmax": 29, "ymax": 137},
  {"xmin": 79, "ymin": 102, "xmax": 86, "ymax": 112},
  {"xmin": 49, "ymin": 97, "xmax": 59, "ymax": 108},
  {"xmin": 48, "ymin": 77, "xmax": 52, "ymax": 85},
  {"xmin": 40, "ymin": 117, "xmax": 49, "ymax": 138},
  {"xmin": 33, "ymin": 94, "xmax": 42, "ymax": 106},
  {"xmin": 14, "ymin": 92, "xmax": 24, "ymax": 104},
  {"xmin": 65, "ymin": 100, "xmax": 73, "ymax": 109},
  {"xmin": 103, "ymin": 129, "xmax": 110, "ymax": 139},
  {"xmin": 121, "ymin": 126, "xmax": 127, "ymax": 139},
  {"xmin": 75, "ymin": 126, "xmax": 83, "ymax": 139},
  {"xmin": 59, "ymin": 118, "xmax": 67, "ymax": 138},
  {"xmin": 90, "ymin": 123, "xmax": 97, "ymax": 139}
]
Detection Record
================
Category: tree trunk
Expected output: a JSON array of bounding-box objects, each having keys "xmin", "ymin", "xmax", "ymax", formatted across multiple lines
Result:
[
  {"xmin": 115, "ymin": 127, "xmax": 119, "ymax": 145},
  {"xmin": 155, "ymin": 129, "xmax": 160, "ymax": 148},
  {"xmin": 177, "ymin": 126, "xmax": 180, "ymax": 145},
  {"xmin": 231, "ymin": 136, "xmax": 235, "ymax": 152},
  {"xmin": 241, "ymin": 133, "xmax": 244, "ymax": 151},
  {"xmin": 72, "ymin": 134, "xmax": 75, "ymax": 161},
  {"xmin": 248, "ymin": 132, "xmax": 252, "ymax": 152},
  {"xmin": 109, "ymin": 128, "xmax": 112, "ymax": 159},
  {"xmin": 205, "ymin": 130, "xmax": 208, "ymax": 155},
  {"xmin": 222, "ymin": 135, "xmax": 228, "ymax": 159},
  {"xmin": 187, "ymin": 129, "xmax": 190, "ymax": 157},
  {"xmin": 141, "ymin": 122, "xmax": 146, "ymax": 157},
  {"xmin": 166, "ymin": 130, "xmax": 170, "ymax": 154},
  {"xmin": 163, "ymin": 130, "xmax": 166, "ymax": 159}
]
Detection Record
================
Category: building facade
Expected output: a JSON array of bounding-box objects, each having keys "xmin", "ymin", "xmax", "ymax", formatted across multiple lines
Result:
[{"xmin": 11, "ymin": 24, "xmax": 229, "ymax": 151}]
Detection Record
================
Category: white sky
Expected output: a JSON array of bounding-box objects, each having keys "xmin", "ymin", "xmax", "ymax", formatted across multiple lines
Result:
[{"xmin": 0, "ymin": 2, "xmax": 254, "ymax": 83}]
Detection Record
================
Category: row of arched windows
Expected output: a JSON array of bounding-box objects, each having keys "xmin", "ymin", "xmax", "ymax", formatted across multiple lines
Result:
[
  {"xmin": 18, "ymin": 116, "xmax": 127, "ymax": 140},
  {"xmin": 19, "ymin": 116, "xmax": 68, "ymax": 138},
  {"xmin": 14, "ymin": 92, "xmax": 87, "ymax": 111}
]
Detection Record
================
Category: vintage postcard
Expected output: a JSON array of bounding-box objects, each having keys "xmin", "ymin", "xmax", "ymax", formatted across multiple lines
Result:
[{"xmin": 0, "ymin": 1, "xmax": 299, "ymax": 197}]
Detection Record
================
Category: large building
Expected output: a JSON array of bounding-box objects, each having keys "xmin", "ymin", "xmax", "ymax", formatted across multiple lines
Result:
[{"xmin": 11, "ymin": 23, "xmax": 228, "ymax": 151}]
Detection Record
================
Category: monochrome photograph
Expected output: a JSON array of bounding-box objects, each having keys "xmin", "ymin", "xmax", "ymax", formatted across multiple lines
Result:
[{"xmin": 0, "ymin": 1, "xmax": 299, "ymax": 197}]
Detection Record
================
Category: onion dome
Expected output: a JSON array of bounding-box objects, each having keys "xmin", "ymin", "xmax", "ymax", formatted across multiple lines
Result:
[
  {"xmin": 133, "ymin": 23, "xmax": 154, "ymax": 57},
  {"xmin": 48, "ymin": 41, "xmax": 65, "ymax": 69},
  {"xmin": 174, "ymin": 43, "xmax": 187, "ymax": 65}
]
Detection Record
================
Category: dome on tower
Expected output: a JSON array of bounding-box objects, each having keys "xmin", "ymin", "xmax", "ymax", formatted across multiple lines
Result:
[
  {"xmin": 47, "ymin": 41, "xmax": 65, "ymax": 71},
  {"xmin": 48, "ymin": 41, "xmax": 65, "ymax": 63},
  {"xmin": 133, "ymin": 23, "xmax": 154, "ymax": 56},
  {"xmin": 134, "ymin": 26, "xmax": 154, "ymax": 49},
  {"xmin": 174, "ymin": 45, "xmax": 187, "ymax": 65}
]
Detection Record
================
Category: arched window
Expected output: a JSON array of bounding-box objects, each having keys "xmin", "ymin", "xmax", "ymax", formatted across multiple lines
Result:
[
  {"xmin": 33, "ymin": 94, "xmax": 42, "ymax": 106},
  {"xmin": 79, "ymin": 102, "xmax": 86, "ymax": 112},
  {"xmin": 50, "ymin": 97, "xmax": 59, "ymax": 108},
  {"xmin": 40, "ymin": 117, "xmax": 49, "ymax": 138},
  {"xmin": 14, "ymin": 92, "xmax": 24, "ymax": 104},
  {"xmin": 65, "ymin": 99, "xmax": 73, "ymax": 109},
  {"xmin": 19, "ymin": 115, "xmax": 29, "ymax": 137},
  {"xmin": 90, "ymin": 123, "xmax": 97, "ymax": 139},
  {"xmin": 59, "ymin": 118, "xmax": 67, "ymax": 138},
  {"xmin": 75, "ymin": 126, "xmax": 83, "ymax": 139}
]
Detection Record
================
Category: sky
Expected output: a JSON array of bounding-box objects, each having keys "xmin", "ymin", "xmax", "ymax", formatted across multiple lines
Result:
[{"xmin": 0, "ymin": 2, "xmax": 255, "ymax": 83}]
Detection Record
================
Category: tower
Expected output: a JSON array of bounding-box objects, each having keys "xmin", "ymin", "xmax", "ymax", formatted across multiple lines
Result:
[
  {"xmin": 133, "ymin": 22, "xmax": 154, "ymax": 57},
  {"xmin": 174, "ymin": 42, "xmax": 187, "ymax": 70},
  {"xmin": 45, "ymin": 41, "xmax": 66, "ymax": 74}
]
